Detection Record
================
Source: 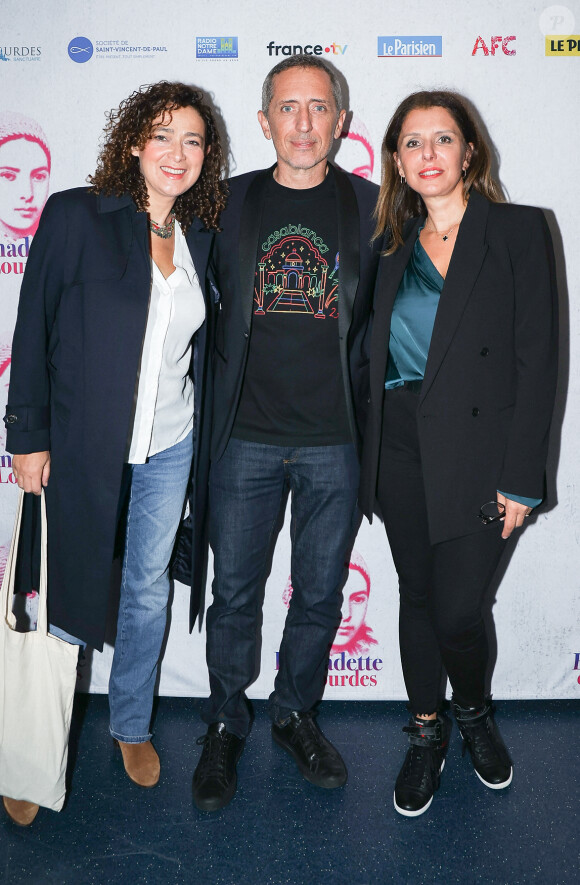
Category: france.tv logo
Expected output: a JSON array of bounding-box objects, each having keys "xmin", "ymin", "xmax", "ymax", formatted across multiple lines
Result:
[
  {"xmin": 378, "ymin": 36, "xmax": 442, "ymax": 57},
  {"xmin": 68, "ymin": 36, "xmax": 94, "ymax": 63},
  {"xmin": 196, "ymin": 37, "xmax": 238, "ymax": 58}
]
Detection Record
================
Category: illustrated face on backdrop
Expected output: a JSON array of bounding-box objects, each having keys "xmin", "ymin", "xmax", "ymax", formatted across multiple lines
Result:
[
  {"xmin": 0, "ymin": 137, "xmax": 50, "ymax": 238},
  {"xmin": 339, "ymin": 115, "xmax": 374, "ymax": 180},
  {"xmin": 394, "ymin": 106, "xmax": 472, "ymax": 201},
  {"xmin": 334, "ymin": 563, "xmax": 370, "ymax": 648},
  {"xmin": 258, "ymin": 67, "xmax": 346, "ymax": 177},
  {"xmin": 130, "ymin": 106, "xmax": 207, "ymax": 214},
  {"xmin": 282, "ymin": 550, "xmax": 377, "ymax": 656}
]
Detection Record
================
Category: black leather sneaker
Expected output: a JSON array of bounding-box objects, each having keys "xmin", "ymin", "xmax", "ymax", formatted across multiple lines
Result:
[
  {"xmin": 394, "ymin": 713, "xmax": 452, "ymax": 817},
  {"xmin": 453, "ymin": 700, "xmax": 513, "ymax": 789},
  {"xmin": 192, "ymin": 722, "xmax": 245, "ymax": 811},
  {"xmin": 272, "ymin": 711, "xmax": 347, "ymax": 788}
]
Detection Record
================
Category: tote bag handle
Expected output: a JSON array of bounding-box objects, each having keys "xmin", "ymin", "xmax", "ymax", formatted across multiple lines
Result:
[{"xmin": 2, "ymin": 490, "xmax": 49, "ymax": 637}]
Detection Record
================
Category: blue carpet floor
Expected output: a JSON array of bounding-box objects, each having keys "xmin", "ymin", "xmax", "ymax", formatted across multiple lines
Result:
[{"xmin": 1, "ymin": 697, "xmax": 578, "ymax": 884}]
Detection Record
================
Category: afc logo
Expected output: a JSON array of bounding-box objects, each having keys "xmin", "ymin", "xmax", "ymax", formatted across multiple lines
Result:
[{"xmin": 472, "ymin": 35, "xmax": 516, "ymax": 56}]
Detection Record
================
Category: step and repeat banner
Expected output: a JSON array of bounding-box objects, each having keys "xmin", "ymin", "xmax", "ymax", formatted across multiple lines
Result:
[{"xmin": 1, "ymin": 1, "xmax": 579, "ymax": 699}]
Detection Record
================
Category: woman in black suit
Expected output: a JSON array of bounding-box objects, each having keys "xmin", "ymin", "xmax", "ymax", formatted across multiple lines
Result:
[
  {"xmin": 3, "ymin": 82, "xmax": 226, "ymax": 825},
  {"xmin": 359, "ymin": 91, "xmax": 558, "ymax": 817}
]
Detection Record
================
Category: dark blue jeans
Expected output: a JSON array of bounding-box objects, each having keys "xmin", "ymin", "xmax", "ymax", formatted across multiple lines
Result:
[{"xmin": 204, "ymin": 438, "xmax": 360, "ymax": 738}]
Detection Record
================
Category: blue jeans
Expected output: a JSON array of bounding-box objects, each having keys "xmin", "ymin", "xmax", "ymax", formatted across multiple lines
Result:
[
  {"xmin": 49, "ymin": 624, "xmax": 85, "ymax": 646},
  {"xmin": 204, "ymin": 438, "xmax": 360, "ymax": 738},
  {"xmin": 108, "ymin": 431, "xmax": 193, "ymax": 743}
]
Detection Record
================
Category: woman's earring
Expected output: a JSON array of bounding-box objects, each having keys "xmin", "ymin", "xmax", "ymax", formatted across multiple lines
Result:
[
  {"xmin": 462, "ymin": 168, "xmax": 467, "ymax": 179},
  {"xmin": 400, "ymin": 174, "xmax": 406, "ymax": 185}
]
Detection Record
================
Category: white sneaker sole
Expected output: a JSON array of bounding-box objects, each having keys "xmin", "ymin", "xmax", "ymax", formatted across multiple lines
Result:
[
  {"xmin": 393, "ymin": 759, "xmax": 445, "ymax": 817},
  {"xmin": 475, "ymin": 765, "xmax": 513, "ymax": 789}
]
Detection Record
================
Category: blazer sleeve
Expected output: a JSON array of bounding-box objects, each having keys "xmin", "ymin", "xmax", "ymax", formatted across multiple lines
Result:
[
  {"xmin": 4, "ymin": 194, "xmax": 67, "ymax": 454},
  {"xmin": 497, "ymin": 208, "xmax": 559, "ymax": 498}
]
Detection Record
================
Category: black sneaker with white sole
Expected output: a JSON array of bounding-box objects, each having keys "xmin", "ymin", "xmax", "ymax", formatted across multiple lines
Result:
[
  {"xmin": 453, "ymin": 700, "xmax": 513, "ymax": 789},
  {"xmin": 394, "ymin": 713, "xmax": 452, "ymax": 817}
]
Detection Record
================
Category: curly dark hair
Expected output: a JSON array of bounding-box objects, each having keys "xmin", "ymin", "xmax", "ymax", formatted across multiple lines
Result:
[
  {"xmin": 88, "ymin": 81, "xmax": 227, "ymax": 231},
  {"xmin": 374, "ymin": 90, "xmax": 504, "ymax": 253}
]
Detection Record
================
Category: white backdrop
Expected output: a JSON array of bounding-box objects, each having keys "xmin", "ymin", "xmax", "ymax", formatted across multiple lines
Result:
[{"xmin": 1, "ymin": 0, "xmax": 579, "ymax": 699}]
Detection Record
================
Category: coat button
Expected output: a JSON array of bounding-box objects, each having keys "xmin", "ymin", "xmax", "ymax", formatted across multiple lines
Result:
[
  {"xmin": 480, "ymin": 347, "xmax": 489, "ymax": 356},
  {"xmin": 243, "ymin": 331, "xmax": 249, "ymax": 338},
  {"xmin": 472, "ymin": 407, "xmax": 480, "ymax": 417},
  {"xmin": 5, "ymin": 414, "xmax": 17, "ymax": 424}
]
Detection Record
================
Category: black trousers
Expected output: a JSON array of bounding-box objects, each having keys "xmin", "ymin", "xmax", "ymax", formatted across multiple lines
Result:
[{"xmin": 376, "ymin": 386, "xmax": 506, "ymax": 715}]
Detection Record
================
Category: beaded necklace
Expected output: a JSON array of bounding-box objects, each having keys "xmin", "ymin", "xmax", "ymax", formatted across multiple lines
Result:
[{"xmin": 149, "ymin": 212, "xmax": 176, "ymax": 239}]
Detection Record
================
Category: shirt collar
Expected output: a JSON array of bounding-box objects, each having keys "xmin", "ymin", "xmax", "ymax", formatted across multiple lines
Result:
[{"xmin": 160, "ymin": 221, "xmax": 196, "ymax": 286}]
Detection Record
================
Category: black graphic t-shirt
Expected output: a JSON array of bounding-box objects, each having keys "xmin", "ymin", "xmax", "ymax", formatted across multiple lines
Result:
[{"xmin": 232, "ymin": 168, "xmax": 351, "ymax": 446}]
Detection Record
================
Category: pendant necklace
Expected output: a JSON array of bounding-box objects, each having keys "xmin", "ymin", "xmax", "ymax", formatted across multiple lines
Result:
[
  {"xmin": 424, "ymin": 219, "xmax": 462, "ymax": 242},
  {"xmin": 149, "ymin": 212, "xmax": 175, "ymax": 239}
]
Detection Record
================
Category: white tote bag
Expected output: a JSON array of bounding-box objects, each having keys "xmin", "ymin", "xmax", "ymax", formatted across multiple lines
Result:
[{"xmin": 0, "ymin": 490, "xmax": 79, "ymax": 811}]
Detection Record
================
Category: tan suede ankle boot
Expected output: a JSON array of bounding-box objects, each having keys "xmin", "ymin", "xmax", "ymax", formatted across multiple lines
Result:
[
  {"xmin": 3, "ymin": 796, "xmax": 40, "ymax": 826},
  {"xmin": 115, "ymin": 740, "xmax": 160, "ymax": 787}
]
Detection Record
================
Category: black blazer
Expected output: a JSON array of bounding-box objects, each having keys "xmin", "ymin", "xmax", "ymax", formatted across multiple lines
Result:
[
  {"xmin": 210, "ymin": 164, "xmax": 381, "ymax": 461},
  {"xmin": 5, "ymin": 189, "xmax": 215, "ymax": 649},
  {"xmin": 359, "ymin": 190, "xmax": 559, "ymax": 544}
]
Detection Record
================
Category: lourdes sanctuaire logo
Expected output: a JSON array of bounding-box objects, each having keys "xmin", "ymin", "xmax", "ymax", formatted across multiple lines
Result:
[{"xmin": 0, "ymin": 45, "xmax": 41, "ymax": 62}]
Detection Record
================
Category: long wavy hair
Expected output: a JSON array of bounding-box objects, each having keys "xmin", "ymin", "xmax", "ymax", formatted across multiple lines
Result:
[
  {"xmin": 88, "ymin": 81, "xmax": 227, "ymax": 231},
  {"xmin": 374, "ymin": 90, "xmax": 504, "ymax": 253}
]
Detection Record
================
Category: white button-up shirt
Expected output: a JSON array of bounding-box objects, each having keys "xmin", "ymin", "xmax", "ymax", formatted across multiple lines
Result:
[{"xmin": 127, "ymin": 222, "xmax": 206, "ymax": 464}]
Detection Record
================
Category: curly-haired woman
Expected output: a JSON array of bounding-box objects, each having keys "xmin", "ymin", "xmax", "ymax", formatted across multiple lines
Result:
[{"xmin": 3, "ymin": 82, "xmax": 227, "ymax": 825}]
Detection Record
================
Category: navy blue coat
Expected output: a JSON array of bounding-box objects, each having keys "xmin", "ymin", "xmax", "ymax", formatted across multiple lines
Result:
[{"xmin": 5, "ymin": 189, "xmax": 215, "ymax": 649}]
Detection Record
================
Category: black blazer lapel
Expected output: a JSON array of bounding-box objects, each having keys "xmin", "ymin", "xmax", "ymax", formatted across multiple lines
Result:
[
  {"xmin": 238, "ymin": 167, "xmax": 274, "ymax": 329},
  {"xmin": 186, "ymin": 222, "xmax": 212, "ymax": 287},
  {"xmin": 421, "ymin": 190, "xmax": 489, "ymax": 401},
  {"xmin": 334, "ymin": 165, "xmax": 360, "ymax": 338},
  {"xmin": 369, "ymin": 218, "xmax": 421, "ymax": 406}
]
